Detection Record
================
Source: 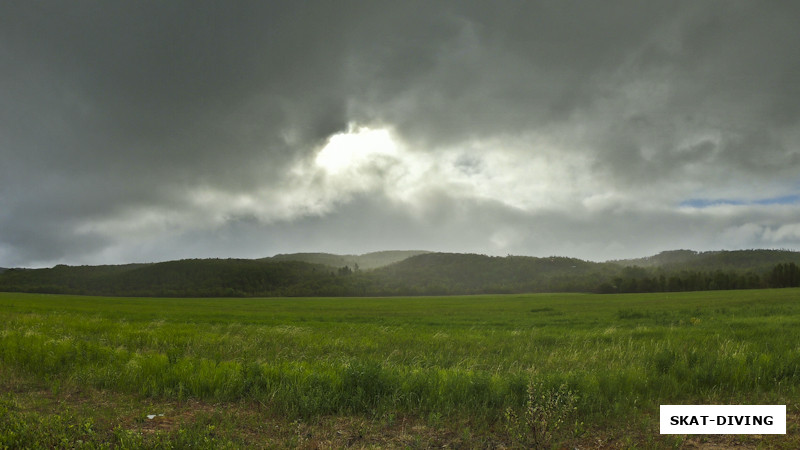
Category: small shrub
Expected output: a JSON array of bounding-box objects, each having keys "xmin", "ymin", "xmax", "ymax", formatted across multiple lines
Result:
[
  {"xmin": 651, "ymin": 348, "xmax": 677, "ymax": 374},
  {"xmin": 505, "ymin": 379, "xmax": 579, "ymax": 448}
]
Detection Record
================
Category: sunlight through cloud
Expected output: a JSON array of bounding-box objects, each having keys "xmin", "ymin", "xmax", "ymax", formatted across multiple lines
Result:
[{"xmin": 315, "ymin": 126, "xmax": 399, "ymax": 174}]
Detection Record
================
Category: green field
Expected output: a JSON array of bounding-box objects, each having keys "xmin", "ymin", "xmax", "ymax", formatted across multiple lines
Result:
[{"xmin": 1, "ymin": 290, "xmax": 799, "ymax": 448}]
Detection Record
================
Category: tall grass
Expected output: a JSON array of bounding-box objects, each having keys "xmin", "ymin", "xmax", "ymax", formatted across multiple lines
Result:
[{"xmin": 1, "ymin": 290, "xmax": 799, "ymax": 427}]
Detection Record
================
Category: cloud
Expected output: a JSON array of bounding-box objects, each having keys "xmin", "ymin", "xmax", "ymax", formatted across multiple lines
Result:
[
  {"xmin": 764, "ymin": 224, "xmax": 800, "ymax": 244},
  {"xmin": 1, "ymin": 1, "xmax": 800, "ymax": 267}
]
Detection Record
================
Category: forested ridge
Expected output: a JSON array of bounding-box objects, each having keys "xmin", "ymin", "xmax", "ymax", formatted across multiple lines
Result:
[{"xmin": 1, "ymin": 249, "xmax": 799, "ymax": 297}]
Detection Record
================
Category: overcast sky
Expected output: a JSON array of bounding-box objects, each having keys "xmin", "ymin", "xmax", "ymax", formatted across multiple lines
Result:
[{"xmin": 2, "ymin": 1, "xmax": 800, "ymax": 267}]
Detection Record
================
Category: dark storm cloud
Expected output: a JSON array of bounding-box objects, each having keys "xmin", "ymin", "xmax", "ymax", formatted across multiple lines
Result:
[
  {"xmin": 584, "ymin": 1, "xmax": 800, "ymax": 184},
  {"xmin": 1, "ymin": 1, "xmax": 800, "ymax": 266},
  {"xmin": 1, "ymin": 1, "xmax": 349, "ymax": 163},
  {"xmin": 348, "ymin": 1, "xmax": 679, "ymax": 137},
  {"xmin": 1, "ymin": 0, "xmax": 358, "ymax": 264}
]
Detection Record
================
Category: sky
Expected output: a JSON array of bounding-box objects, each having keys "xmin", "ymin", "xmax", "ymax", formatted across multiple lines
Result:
[{"xmin": 2, "ymin": 1, "xmax": 800, "ymax": 268}]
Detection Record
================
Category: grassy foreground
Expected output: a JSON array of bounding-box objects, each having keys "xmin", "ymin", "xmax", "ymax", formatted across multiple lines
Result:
[{"xmin": 1, "ymin": 290, "xmax": 799, "ymax": 448}]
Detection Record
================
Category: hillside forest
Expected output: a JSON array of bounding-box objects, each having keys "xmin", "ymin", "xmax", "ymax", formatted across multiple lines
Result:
[{"xmin": 1, "ymin": 249, "xmax": 799, "ymax": 297}]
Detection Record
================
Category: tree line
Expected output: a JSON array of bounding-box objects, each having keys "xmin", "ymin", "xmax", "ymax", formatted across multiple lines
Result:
[
  {"xmin": 596, "ymin": 262, "xmax": 800, "ymax": 294},
  {"xmin": 1, "ymin": 253, "xmax": 799, "ymax": 297}
]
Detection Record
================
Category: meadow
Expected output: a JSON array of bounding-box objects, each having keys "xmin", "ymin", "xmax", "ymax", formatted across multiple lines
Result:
[{"xmin": 1, "ymin": 289, "xmax": 799, "ymax": 448}]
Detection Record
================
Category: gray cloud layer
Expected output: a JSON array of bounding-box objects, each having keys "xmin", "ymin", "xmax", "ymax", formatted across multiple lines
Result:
[{"xmin": 2, "ymin": 1, "xmax": 800, "ymax": 267}]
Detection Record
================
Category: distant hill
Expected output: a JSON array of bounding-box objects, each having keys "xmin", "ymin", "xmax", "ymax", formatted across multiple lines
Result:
[
  {"xmin": 366, "ymin": 253, "xmax": 615, "ymax": 295},
  {"xmin": 1, "ymin": 249, "xmax": 799, "ymax": 297},
  {"xmin": 264, "ymin": 250, "xmax": 429, "ymax": 270},
  {"xmin": 0, "ymin": 259, "xmax": 339, "ymax": 297},
  {"xmin": 614, "ymin": 249, "xmax": 800, "ymax": 271}
]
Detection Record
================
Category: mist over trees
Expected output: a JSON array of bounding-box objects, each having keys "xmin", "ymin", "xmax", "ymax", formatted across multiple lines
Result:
[{"xmin": 0, "ymin": 250, "xmax": 799, "ymax": 297}]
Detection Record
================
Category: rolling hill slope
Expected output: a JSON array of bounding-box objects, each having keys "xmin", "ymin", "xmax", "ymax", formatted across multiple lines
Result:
[
  {"xmin": 264, "ymin": 250, "xmax": 429, "ymax": 270},
  {"xmin": 1, "ymin": 249, "xmax": 799, "ymax": 297},
  {"xmin": 614, "ymin": 249, "xmax": 800, "ymax": 271}
]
